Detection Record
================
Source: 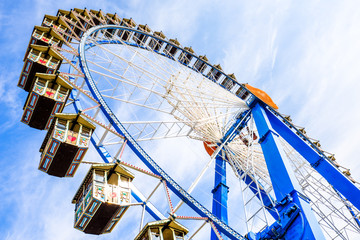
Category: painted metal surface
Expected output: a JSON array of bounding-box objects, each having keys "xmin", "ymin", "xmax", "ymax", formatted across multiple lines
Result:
[
  {"xmin": 211, "ymin": 153, "xmax": 229, "ymax": 240},
  {"xmin": 264, "ymin": 105, "xmax": 360, "ymax": 210},
  {"xmin": 252, "ymin": 103, "xmax": 326, "ymax": 239}
]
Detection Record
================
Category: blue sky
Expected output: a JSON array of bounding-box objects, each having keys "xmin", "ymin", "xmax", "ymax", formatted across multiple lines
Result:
[{"xmin": 1, "ymin": 0, "xmax": 360, "ymax": 239}]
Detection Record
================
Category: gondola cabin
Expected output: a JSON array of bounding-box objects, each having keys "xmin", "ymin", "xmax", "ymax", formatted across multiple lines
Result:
[
  {"xmin": 23, "ymin": 26, "xmax": 65, "ymax": 86},
  {"xmin": 106, "ymin": 13, "xmax": 122, "ymax": 25},
  {"xmin": 90, "ymin": 9, "xmax": 107, "ymax": 25},
  {"xmin": 134, "ymin": 24, "xmax": 151, "ymax": 45},
  {"xmin": 72, "ymin": 163, "xmax": 134, "ymax": 235},
  {"xmin": 56, "ymin": 9, "xmax": 86, "ymax": 38},
  {"xmin": 105, "ymin": 13, "xmax": 122, "ymax": 37},
  {"xmin": 178, "ymin": 47, "xmax": 194, "ymax": 65},
  {"xmin": 164, "ymin": 39, "xmax": 180, "ymax": 57},
  {"xmin": 39, "ymin": 113, "xmax": 95, "ymax": 177},
  {"xmin": 193, "ymin": 55, "xmax": 208, "ymax": 73},
  {"xmin": 73, "ymin": 8, "xmax": 93, "ymax": 31},
  {"xmin": 57, "ymin": 9, "xmax": 71, "ymax": 17},
  {"xmin": 67, "ymin": 11, "xmax": 87, "ymax": 37},
  {"xmin": 134, "ymin": 219, "xmax": 189, "ymax": 240},
  {"xmin": 236, "ymin": 84, "xmax": 251, "ymax": 101},
  {"xmin": 42, "ymin": 15, "xmax": 68, "ymax": 33},
  {"xmin": 207, "ymin": 64, "xmax": 223, "ymax": 82},
  {"xmin": 21, "ymin": 73, "xmax": 72, "ymax": 130},
  {"xmin": 26, "ymin": 26, "xmax": 63, "ymax": 54},
  {"xmin": 119, "ymin": 18, "xmax": 137, "ymax": 41},
  {"xmin": 220, "ymin": 73, "xmax": 236, "ymax": 91},
  {"xmin": 18, "ymin": 44, "xmax": 63, "ymax": 92},
  {"xmin": 41, "ymin": 15, "xmax": 71, "ymax": 42},
  {"xmin": 148, "ymin": 31, "xmax": 166, "ymax": 51}
]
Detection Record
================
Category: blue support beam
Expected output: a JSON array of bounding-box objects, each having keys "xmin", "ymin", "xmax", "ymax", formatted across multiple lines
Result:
[
  {"xmin": 264, "ymin": 106, "xmax": 360, "ymax": 210},
  {"xmin": 210, "ymin": 108, "xmax": 279, "ymax": 238},
  {"xmin": 252, "ymin": 103, "xmax": 325, "ymax": 239},
  {"xmin": 211, "ymin": 153, "xmax": 229, "ymax": 240}
]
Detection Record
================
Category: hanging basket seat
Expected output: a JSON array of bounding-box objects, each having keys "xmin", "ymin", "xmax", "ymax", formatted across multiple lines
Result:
[
  {"xmin": 38, "ymin": 113, "xmax": 95, "ymax": 177},
  {"xmin": 21, "ymin": 73, "xmax": 72, "ymax": 130},
  {"xmin": 72, "ymin": 163, "xmax": 135, "ymax": 235},
  {"xmin": 18, "ymin": 44, "xmax": 63, "ymax": 92}
]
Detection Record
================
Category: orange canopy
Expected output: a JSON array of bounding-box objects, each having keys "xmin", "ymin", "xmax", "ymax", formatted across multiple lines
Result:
[{"xmin": 245, "ymin": 84, "xmax": 278, "ymax": 109}]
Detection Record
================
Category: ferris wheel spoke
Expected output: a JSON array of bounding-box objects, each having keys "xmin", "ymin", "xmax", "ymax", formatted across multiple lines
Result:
[
  {"xmin": 87, "ymin": 68, "xmax": 168, "ymax": 103},
  {"xmin": 82, "ymin": 56, "xmax": 245, "ymax": 126},
  {"xmin": 122, "ymin": 121, "xmax": 192, "ymax": 141},
  {"xmin": 58, "ymin": 17, "xmax": 82, "ymax": 41},
  {"xmin": 119, "ymin": 152, "xmax": 235, "ymax": 237},
  {"xmin": 225, "ymin": 145, "xmax": 270, "ymax": 184},
  {"xmin": 103, "ymin": 94, "xmax": 173, "ymax": 114},
  {"xmin": 219, "ymin": 121, "xmax": 278, "ymax": 233},
  {"xmin": 118, "ymin": 157, "xmax": 215, "ymax": 238},
  {"xmin": 130, "ymin": 183, "xmax": 166, "ymax": 220},
  {"xmin": 87, "ymin": 38, "xmax": 246, "ymax": 107},
  {"xmin": 86, "ymin": 111, "xmax": 197, "ymax": 152},
  {"xmin": 97, "ymin": 87, "xmax": 244, "ymax": 130},
  {"xmin": 227, "ymin": 154, "xmax": 275, "ymax": 210},
  {"xmin": 91, "ymin": 40, "xmax": 173, "ymax": 81},
  {"xmin": 112, "ymin": 37, "xmax": 183, "ymax": 78},
  {"xmin": 57, "ymin": 73, "xmax": 99, "ymax": 104}
]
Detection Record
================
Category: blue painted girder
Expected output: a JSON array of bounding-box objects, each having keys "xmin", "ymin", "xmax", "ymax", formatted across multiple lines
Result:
[
  {"xmin": 252, "ymin": 103, "xmax": 326, "ymax": 239},
  {"xmin": 211, "ymin": 153, "xmax": 229, "ymax": 240},
  {"xmin": 264, "ymin": 106, "xmax": 360, "ymax": 211}
]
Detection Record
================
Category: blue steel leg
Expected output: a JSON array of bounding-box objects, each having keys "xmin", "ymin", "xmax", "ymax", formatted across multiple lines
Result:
[
  {"xmin": 252, "ymin": 103, "xmax": 325, "ymax": 239},
  {"xmin": 265, "ymin": 107, "xmax": 360, "ymax": 210},
  {"xmin": 211, "ymin": 152, "xmax": 229, "ymax": 240}
]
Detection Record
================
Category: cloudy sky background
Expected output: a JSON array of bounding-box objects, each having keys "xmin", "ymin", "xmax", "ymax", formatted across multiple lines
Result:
[{"xmin": 1, "ymin": 0, "xmax": 360, "ymax": 239}]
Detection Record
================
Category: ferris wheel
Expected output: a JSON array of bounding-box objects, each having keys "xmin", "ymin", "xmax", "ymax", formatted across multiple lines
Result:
[{"xmin": 17, "ymin": 8, "xmax": 360, "ymax": 240}]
